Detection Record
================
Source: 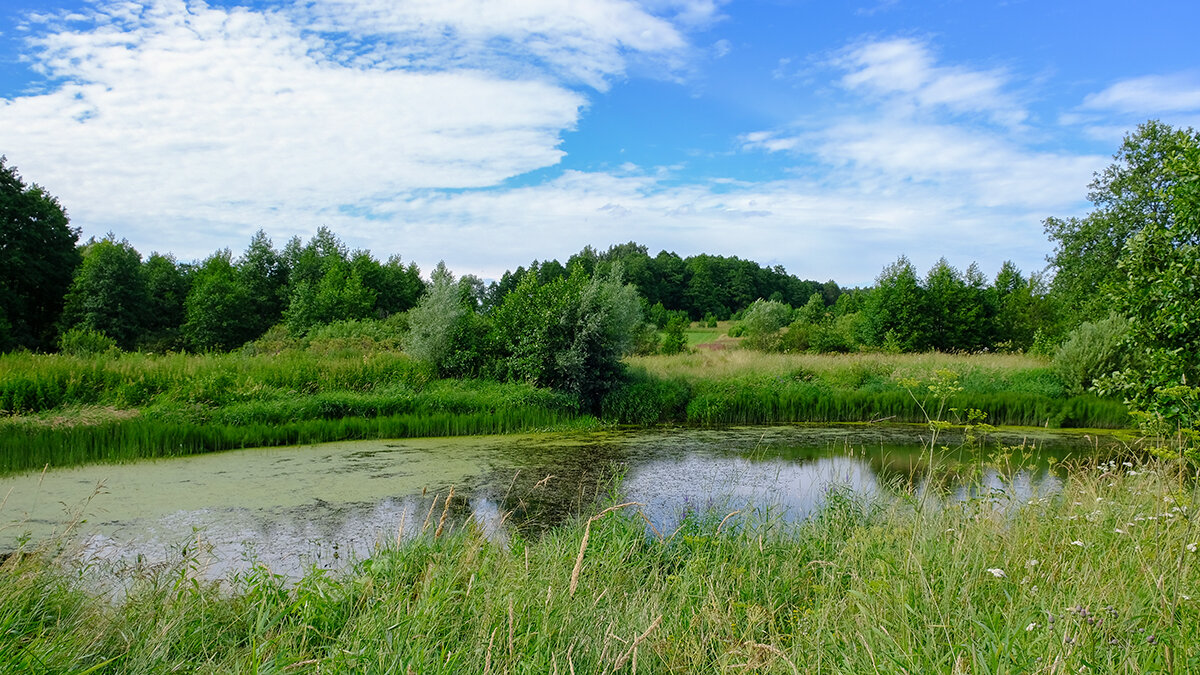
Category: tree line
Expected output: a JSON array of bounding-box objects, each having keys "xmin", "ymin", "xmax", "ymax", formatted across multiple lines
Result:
[{"xmin": 3, "ymin": 119, "xmax": 1198, "ymax": 424}]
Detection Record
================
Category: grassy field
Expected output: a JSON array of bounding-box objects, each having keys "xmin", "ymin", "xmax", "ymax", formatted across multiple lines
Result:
[{"xmin": 3, "ymin": 453, "xmax": 1196, "ymax": 673}]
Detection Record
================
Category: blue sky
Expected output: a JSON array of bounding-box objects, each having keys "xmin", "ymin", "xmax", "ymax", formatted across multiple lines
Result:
[{"xmin": 2, "ymin": 0, "xmax": 1199, "ymax": 285}]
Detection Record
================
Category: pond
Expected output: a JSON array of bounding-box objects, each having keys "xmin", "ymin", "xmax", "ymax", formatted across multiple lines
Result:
[{"xmin": 0, "ymin": 424, "xmax": 1120, "ymax": 581}]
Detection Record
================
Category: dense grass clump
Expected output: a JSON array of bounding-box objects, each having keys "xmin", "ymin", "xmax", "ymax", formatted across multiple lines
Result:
[{"xmin": 3, "ymin": 456, "xmax": 1197, "ymax": 673}]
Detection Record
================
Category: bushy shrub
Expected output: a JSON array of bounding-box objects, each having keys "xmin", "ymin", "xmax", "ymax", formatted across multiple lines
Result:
[
  {"xmin": 1052, "ymin": 313, "xmax": 1130, "ymax": 395},
  {"xmin": 660, "ymin": 315, "xmax": 689, "ymax": 355},
  {"xmin": 58, "ymin": 326, "xmax": 117, "ymax": 356},
  {"xmin": 740, "ymin": 299, "xmax": 792, "ymax": 351}
]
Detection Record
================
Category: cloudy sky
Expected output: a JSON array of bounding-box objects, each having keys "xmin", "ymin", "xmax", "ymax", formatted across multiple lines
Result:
[{"xmin": 2, "ymin": 0, "xmax": 1198, "ymax": 285}]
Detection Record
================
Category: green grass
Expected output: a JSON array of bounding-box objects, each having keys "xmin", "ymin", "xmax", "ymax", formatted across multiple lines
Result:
[
  {"xmin": 0, "ymin": 347, "xmax": 1130, "ymax": 475},
  {"xmin": 0, "ymin": 350, "xmax": 591, "ymax": 475},
  {"xmin": 607, "ymin": 351, "xmax": 1130, "ymax": 429},
  {"xmin": 3, "ymin": 454, "xmax": 1197, "ymax": 673}
]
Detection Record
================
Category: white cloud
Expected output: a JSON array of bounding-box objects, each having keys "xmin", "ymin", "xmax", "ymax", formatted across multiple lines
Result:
[
  {"xmin": 833, "ymin": 37, "xmax": 1026, "ymax": 126},
  {"xmin": 299, "ymin": 0, "xmax": 691, "ymax": 90},
  {"xmin": 0, "ymin": 0, "xmax": 695, "ymax": 261},
  {"xmin": 1082, "ymin": 72, "xmax": 1200, "ymax": 115}
]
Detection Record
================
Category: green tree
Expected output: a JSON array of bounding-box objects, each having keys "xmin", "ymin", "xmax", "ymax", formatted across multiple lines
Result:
[
  {"xmin": 141, "ymin": 252, "xmax": 190, "ymax": 351},
  {"xmin": 0, "ymin": 158, "xmax": 81, "ymax": 351},
  {"xmin": 60, "ymin": 236, "xmax": 149, "ymax": 350},
  {"xmin": 1045, "ymin": 121, "xmax": 1200, "ymax": 325},
  {"xmin": 405, "ymin": 262, "xmax": 469, "ymax": 373},
  {"xmin": 238, "ymin": 230, "xmax": 286, "ymax": 337},
  {"xmin": 284, "ymin": 261, "xmax": 377, "ymax": 335},
  {"xmin": 1104, "ymin": 133, "xmax": 1200, "ymax": 431},
  {"xmin": 739, "ymin": 298, "xmax": 793, "ymax": 351},
  {"xmin": 184, "ymin": 249, "xmax": 254, "ymax": 351},
  {"xmin": 862, "ymin": 256, "xmax": 928, "ymax": 351},
  {"xmin": 492, "ymin": 265, "xmax": 641, "ymax": 407}
]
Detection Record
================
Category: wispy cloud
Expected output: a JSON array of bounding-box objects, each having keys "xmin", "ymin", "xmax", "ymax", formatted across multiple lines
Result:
[
  {"xmin": 1082, "ymin": 72, "xmax": 1200, "ymax": 115},
  {"xmin": 832, "ymin": 37, "xmax": 1026, "ymax": 126}
]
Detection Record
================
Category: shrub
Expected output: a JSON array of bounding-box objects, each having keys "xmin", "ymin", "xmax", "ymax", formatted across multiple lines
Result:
[
  {"xmin": 58, "ymin": 327, "xmax": 117, "ymax": 356},
  {"xmin": 1052, "ymin": 313, "xmax": 1129, "ymax": 395}
]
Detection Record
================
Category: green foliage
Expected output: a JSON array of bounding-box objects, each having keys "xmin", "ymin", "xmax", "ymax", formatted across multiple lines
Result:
[
  {"xmin": 491, "ymin": 265, "xmax": 642, "ymax": 406},
  {"xmin": 862, "ymin": 256, "xmax": 929, "ymax": 352},
  {"xmin": 183, "ymin": 249, "xmax": 255, "ymax": 352},
  {"xmin": 738, "ymin": 298, "xmax": 793, "ymax": 351},
  {"xmin": 140, "ymin": 252, "xmax": 190, "ymax": 351},
  {"xmin": 1104, "ymin": 127, "xmax": 1200, "ymax": 434},
  {"xmin": 1052, "ymin": 314, "xmax": 1130, "ymax": 395},
  {"xmin": 284, "ymin": 261, "xmax": 377, "ymax": 335},
  {"xmin": 60, "ymin": 236, "xmax": 149, "ymax": 350},
  {"xmin": 600, "ymin": 369, "xmax": 691, "ymax": 425},
  {"xmin": 1045, "ymin": 120, "xmax": 1200, "ymax": 326},
  {"xmin": 659, "ymin": 314, "xmax": 689, "ymax": 355},
  {"xmin": 237, "ymin": 230, "xmax": 286, "ymax": 338},
  {"xmin": 0, "ymin": 158, "xmax": 80, "ymax": 352},
  {"xmin": 404, "ymin": 262, "xmax": 469, "ymax": 373},
  {"xmin": 57, "ymin": 326, "xmax": 117, "ymax": 357}
]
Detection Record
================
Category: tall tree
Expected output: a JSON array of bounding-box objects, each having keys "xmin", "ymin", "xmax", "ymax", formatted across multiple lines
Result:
[
  {"xmin": 862, "ymin": 256, "xmax": 928, "ymax": 351},
  {"xmin": 60, "ymin": 236, "xmax": 149, "ymax": 350},
  {"xmin": 238, "ymin": 230, "xmax": 286, "ymax": 338},
  {"xmin": 1105, "ymin": 131, "xmax": 1200, "ymax": 429},
  {"xmin": 141, "ymin": 252, "xmax": 191, "ymax": 351},
  {"xmin": 184, "ymin": 249, "xmax": 254, "ymax": 351},
  {"xmin": 0, "ymin": 158, "xmax": 80, "ymax": 351},
  {"xmin": 1045, "ymin": 120, "xmax": 1200, "ymax": 325}
]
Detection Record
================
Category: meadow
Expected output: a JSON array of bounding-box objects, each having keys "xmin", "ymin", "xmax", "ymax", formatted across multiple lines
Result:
[{"xmin": 2, "ymin": 450, "xmax": 1196, "ymax": 673}]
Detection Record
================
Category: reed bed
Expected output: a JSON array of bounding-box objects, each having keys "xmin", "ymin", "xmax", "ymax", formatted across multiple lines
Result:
[
  {"xmin": 3, "ymin": 455, "xmax": 1196, "ymax": 673},
  {"xmin": 1, "ymin": 348, "xmax": 1129, "ymax": 475}
]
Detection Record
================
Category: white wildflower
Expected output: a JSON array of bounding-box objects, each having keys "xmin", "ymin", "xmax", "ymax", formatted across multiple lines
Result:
[
  {"xmin": 1071, "ymin": 540, "xmax": 1085, "ymax": 547},
  {"xmin": 1026, "ymin": 622, "xmax": 1038, "ymax": 631},
  {"xmin": 987, "ymin": 568, "xmax": 1007, "ymax": 578},
  {"xmin": 1188, "ymin": 543, "xmax": 1198, "ymax": 553},
  {"xmin": 1027, "ymin": 559, "xmax": 1039, "ymax": 567}
]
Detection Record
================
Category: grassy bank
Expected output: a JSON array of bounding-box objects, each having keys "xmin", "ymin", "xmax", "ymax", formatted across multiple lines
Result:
[
  {"xmin": 608, "ymin": 351, "xmax": 1130, "ymax": 429},
  {"xmin": 0, "ymin": 348, "xmax": 1129, "ymax": 475},
  {"xmin": 0, "ymin": 350, "xmax": 590, "ymax": 475},
  {"xmin": 3, "ymin": 455, "xmax": 1196, "ymax": 673}
]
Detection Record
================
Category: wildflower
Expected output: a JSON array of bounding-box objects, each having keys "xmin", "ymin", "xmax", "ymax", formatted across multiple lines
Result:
[
  {"xmin": 1071, "ymin": 540, "xmax": 1085, "ymax": 547},
  {"xmin": 1026, "ymin": 622, "xmax": 1038, "ymax": 631},
  {"xmin": 1188, "ymin": 543, "xmax": 1197, "ymax": 553},
  {"xmin": 986, "ymin": 568, "xmax": 1007, "ymax": 578},
  {"xmin": 1027, "ymin": 559, "xmax": 1039, "ymax": 567},
  {"xmin": 1115, "ymin": 528, "xmax": 1125, "ymax": 534},
  {"xmin": 1123, "ymin": 462, "xmax": 1133, "ymax": 467}
]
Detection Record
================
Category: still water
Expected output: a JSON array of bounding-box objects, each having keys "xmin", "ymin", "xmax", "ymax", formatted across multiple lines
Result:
[{"xmin": 0, "ymin": 424, "xmax": 1114, "ymax": 580}]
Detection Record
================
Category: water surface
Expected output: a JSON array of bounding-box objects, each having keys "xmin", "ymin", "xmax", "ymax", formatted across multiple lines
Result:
[{"xmin": 0, "ymin": 424, "xmax": 1114, "ymax": 580}]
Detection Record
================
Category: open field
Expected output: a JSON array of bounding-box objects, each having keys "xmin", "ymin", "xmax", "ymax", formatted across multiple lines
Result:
[{"xmin": 3, "ymin": 454, "xmax": 1196, "ymax": 673}]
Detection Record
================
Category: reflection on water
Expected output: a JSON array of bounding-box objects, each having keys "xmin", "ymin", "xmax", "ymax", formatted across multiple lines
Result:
[{"xmin": 0, "ymin": 424, "xmax": 1113, "ymax": 580}]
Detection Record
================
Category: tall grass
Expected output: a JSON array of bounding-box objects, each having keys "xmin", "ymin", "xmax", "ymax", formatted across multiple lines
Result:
[
  {"xmin": 3, "ymin": 454, "xmax": 1197, "ymax": 672},
  {"xmin": 1, "ymin": 348, "xmax": 1129, "ymax": 475},
  {"xmin": 606, "ymin": 353, "xmax": 1129, "ymax": 429}
]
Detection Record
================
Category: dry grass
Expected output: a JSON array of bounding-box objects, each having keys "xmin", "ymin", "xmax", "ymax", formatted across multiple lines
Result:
[{"xmin": 628, "ymin": 349, "xmax": 1049, "ymax": 383}]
